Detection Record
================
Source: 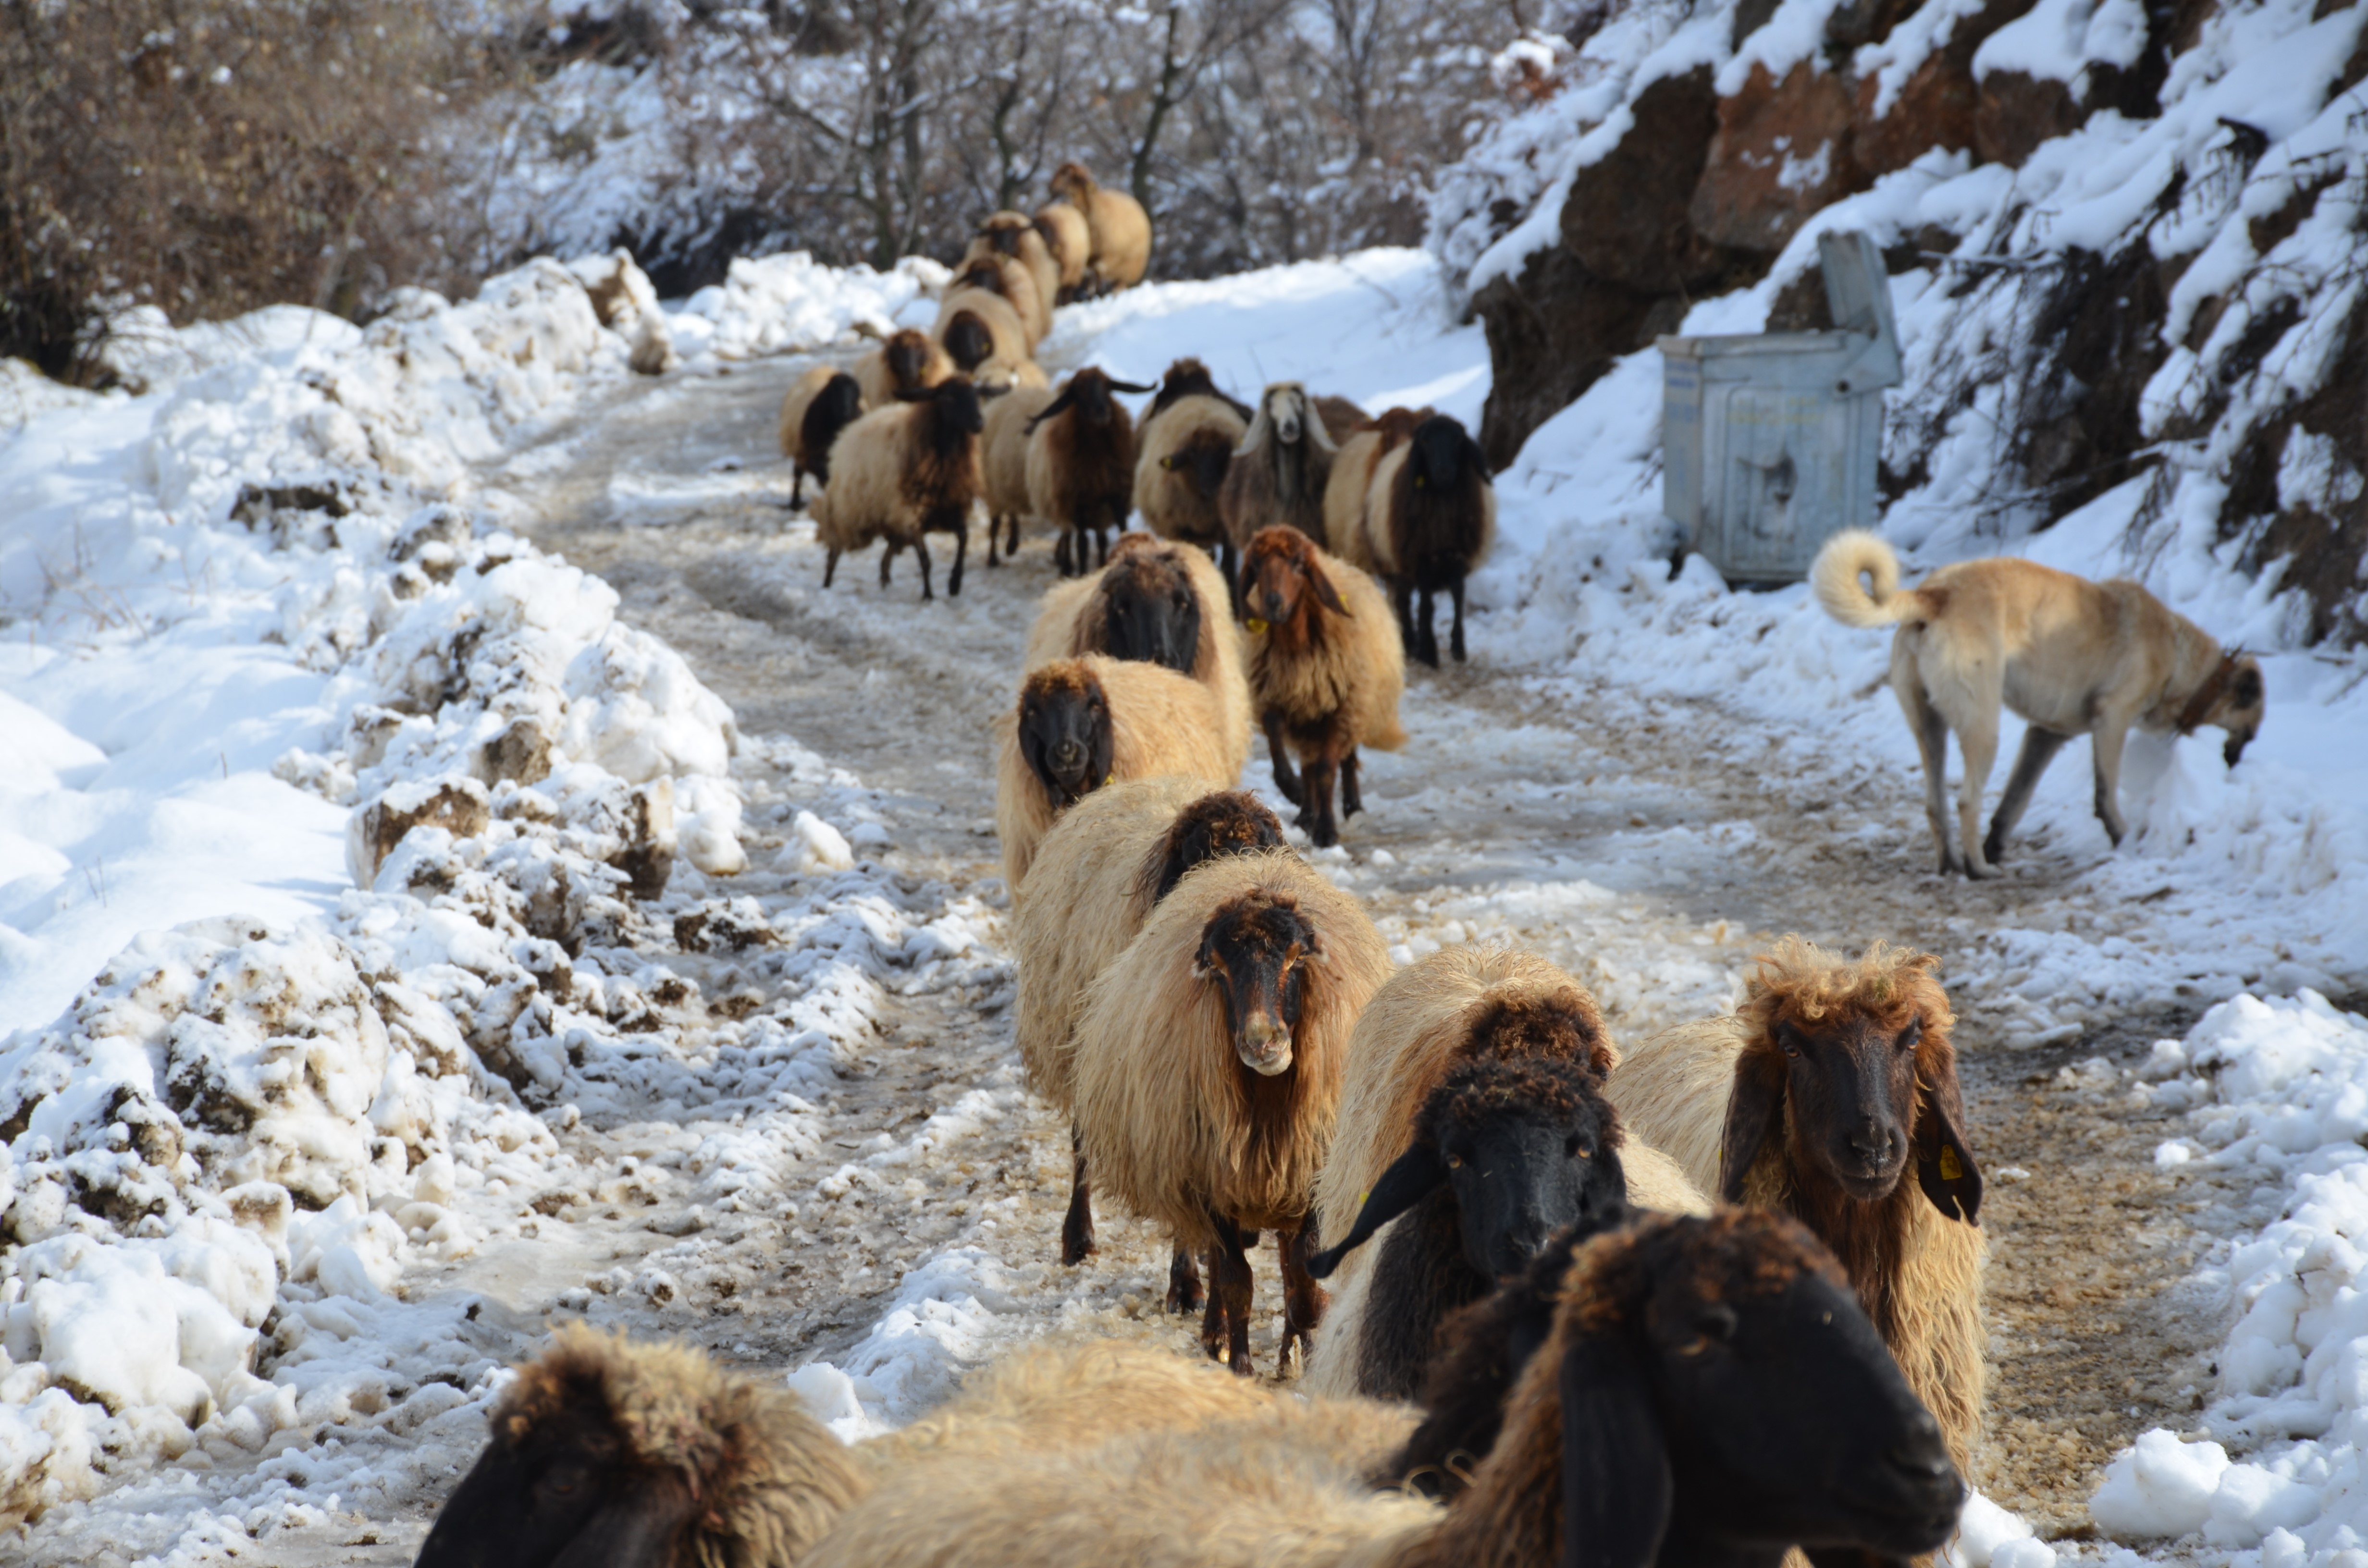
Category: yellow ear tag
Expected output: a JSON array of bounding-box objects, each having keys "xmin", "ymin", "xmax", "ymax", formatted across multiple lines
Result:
[
  {"xmin": 1104, "ymin": 773, "xmax": 1115, "ymax": 786},
  {"xmin": 1937, "ymin": 1147, "xmax": 1963, "ymax": 1181},
  {"xmin": 1246, "ymin": 616, "xmax": 1269, "ymax": 635}
]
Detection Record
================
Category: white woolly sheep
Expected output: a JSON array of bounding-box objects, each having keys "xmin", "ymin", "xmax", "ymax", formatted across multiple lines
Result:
[
  {"xmin": 852, "ymin": 327, "xmax": 954, "ymax": 408},
  {"xmin": 982, "ymin": 381, "xmax": 1055, "ymax": 566},
  {"xmin": 1048, "ymin": 161, "xmax": 1150, "ymax": 293},
  {"xmin": 1033, "ymin": 200, "xmax": 1093, "ymax": 300},
  {"xmin": 1137, "ymin": 359, "xmax": 1253, "ymax": 574},
  {"xmin": 810, "ymin": 378, "xmax": 986, "ymax": 600},
  {"xmin": 969, "ymin": 211, "xmax": 1062, "ymax": 329},
  {"xmin": 933, "ymin": 282, "xmax": 1032, "ymax": 376},
  {"xmin": 1357, "ymin": 413, "xmax": 1497, "ymax": 667},
  {"xmin": 777, "ymin": 365, "xmax": 865, "ymax": 510},
  {"xmin": 1323, "ymin": 406, "xmax": 1424, "ymax": 568}
]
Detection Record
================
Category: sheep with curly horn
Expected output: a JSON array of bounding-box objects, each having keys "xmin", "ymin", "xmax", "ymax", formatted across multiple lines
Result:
[{"xmin": 1024, "ymin": 366, "xmax": 1156, "ymax": 577}]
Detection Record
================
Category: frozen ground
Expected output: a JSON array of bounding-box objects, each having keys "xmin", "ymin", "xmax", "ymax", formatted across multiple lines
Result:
[{"xmin": 0, "ymin": 247, "xmax": 2363, "ymax": 1567}]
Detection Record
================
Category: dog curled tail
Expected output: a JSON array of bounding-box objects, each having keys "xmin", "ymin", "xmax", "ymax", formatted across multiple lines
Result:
[{"xmin": 1813, "ymin": 529, "xmax": 1930, "ymax": 628}]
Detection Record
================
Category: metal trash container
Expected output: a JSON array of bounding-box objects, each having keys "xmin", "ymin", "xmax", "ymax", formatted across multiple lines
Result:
[{"xmin": 1659, "ymin": 230, "xmax": 1903, "ymax": 586}]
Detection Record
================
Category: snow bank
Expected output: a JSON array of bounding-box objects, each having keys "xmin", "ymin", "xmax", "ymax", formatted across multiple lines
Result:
[{"xmin": 2088, "ymin": 994, "xmax": 2368, "ymax": 1557}]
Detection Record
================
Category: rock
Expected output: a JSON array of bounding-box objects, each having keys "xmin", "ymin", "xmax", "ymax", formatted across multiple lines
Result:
[
  {"xmin": 1474, "ymin": 251, "xmax": 1685, "ymax": 470},
  {"xmin": 613, "ymin": 779, "xmax": 677, "ymax": 900},
  {"xmin": 1854, "ymin": 50, "xmax": 1981, "ymax": 175},
  {"xmin": 478, "ymin": 717, "xmax": 553, "ymax": 785},
  {"xmin": 348, "ymin": 778, "xmax": 492, "ymax": 888},
  {"xmin": 1561, "ymin": 68, "xmax": 1724, "ymax": 291},
  {"xmin": 1974, "ymin": 70, "xmax": 2088, "ymax": 167},
  {"xmin": 1688, "ymin": 62, "xmax": 1866, "ymax": 255}
]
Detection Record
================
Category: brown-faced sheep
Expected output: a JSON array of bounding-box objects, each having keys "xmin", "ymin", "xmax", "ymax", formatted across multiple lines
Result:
[
  {"xmin": 1015, "ymin": 783, "xmax": 1286, "ymax": 1265},
  {"xmin": 1606, "ymin": 936, "xmax": 1988, "ymax": 1472},
  {"xmin": 1239, "ymin": 525, "xmax": 1407, "ymax": 848},
  {"xmin": 1221, "ymin": 383, "xmax": 1339, "ymax": 574},
  {"xmin": 992, "ymin": 654, "xmax": 1239, "ymax": 892},
  {"xmin": 969, "ymin": 210, "xmax": 1062, "ymax": 328},
  {"xmin": 1361, "ymin": 413, "xmax": 1497, "ymax": 667},
  {"xmin": 1301, "ymin": 946, "xmax": 1711, "ymax": 1403},
  {"xmin": 416, "ymin": 1328, "xmax": 1291, "ymax": 1568},
  {"xmin": 1069, "ymin": 846, "xmax": 1392, "ymax": 1376},
  {"xmin": 982, "ymin": 381, "xmax": 1056, "ymax": 567},
  {"xmin": 933, "ymin": 282, "xmax": 1031, "ymax": 375},
  {"xmin": 798, "ymin": 1210, "xmax": 1964, "ymax": 1568},
  {"xmin": 810, "ymin": 378, "xmax": 985, "ymax": 601},
  {"xmin": 852, "ymin": 326, "xmax": 954, "ymax": 408},
  {"xmin": 950, "ymin": 252, "xmax": 1050, "ymax": 348},
  {"xmin": 777, "ymin": 365, "xmax": 865, "ymax": 511},
  {"xmin": 1324, "ymin": 406, "xmax": 1425, "ymax": 568},
  {"xmin": 1026, "ymin": 366, "xmax": 1153, "ymax": 577},
  {"xmin": 1034, "ymin": 201, "xmax": 1093, "ymax": 300},
  {"xmin": 1024, "ymin": 535, "xmax": 1251, "ymax": 779},
  {"xmin": 1048, "ymin": 161, "xmax": 1151, "ymax": 293}
]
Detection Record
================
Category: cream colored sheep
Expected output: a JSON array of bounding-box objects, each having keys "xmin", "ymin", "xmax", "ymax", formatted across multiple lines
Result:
[
  {"xmin": 1048, "ymin": 161, "xmax": 1151, "ymax": 292},
  {"xmin": 933, "ymin": 284, "xmax": 1031, "ymax": 374},
  {"xmin": 776, "ymin": 364, "xmax": 864, "ymax": 510},
  {"xmin": 810, "ymin": 379, "xmax": 985, "ymax": 600},
  {"xmin": 1033, "ymin": 201, "xmax": 1093, "ymax": 299},
  {"xmin": 852, "ymin": 327, "xmax": 954, "ymax": 408}
]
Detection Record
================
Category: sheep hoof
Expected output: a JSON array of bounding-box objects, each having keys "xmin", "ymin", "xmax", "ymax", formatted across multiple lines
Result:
[{"xmin": 1981, "ymin": 830, "xmax": 2007, "ymax": 865}]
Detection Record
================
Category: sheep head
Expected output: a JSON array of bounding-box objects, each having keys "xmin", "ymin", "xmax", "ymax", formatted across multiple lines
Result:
[
  {"xmin": 882, "ymin": 328, "xmax": 936, "ymax": 393},
  {"xmin": 1030, "ymin": 366, "xmax": 1153, "ymax": 435},
  {"xmin": 978, "ymin": 211, "xmax": 1029, "ymax": 256},
  {"xmin": 801, "ymin": 374, "xmax": 863, "ymax": 481},
  {"xmin": 941, "ymin": 311, "xmax": 994, "ymax": 371},
  {"xmin": 1408, "ymin": 412, "xmax": 1485, "ymax": 493},
  {"xmin": 1162, "ymin": 426, "xmax": 1236, "ymax": 502},
  {"xmin": 1720, "ymin": 938, "xmax": 1980, "ymax": 1224},
  {"xmin": 1050, "ymin": 161, "xmax": 1097, "ymax": 202},
  {"xmin": 900, "ymin": 376, "xmax": 985, "ymax": 455},
  {"xmin": 1015, "ymin": 661, "xmax": 1113, "ymax": 810},
  {"xmin": 1241, "ymin": 525, "xmax": 1347, "ymax": 633},
  {"xmin": 1139, "ymin": 791, "xmax": 1286, "ymax": 906},
  {"xmin": 415, "ymin": 1324, "xmax": 863, "ymax": 1568},
  {"xmin": 1094, "ymin": 546, "xmax": 1200, "ymax": 674},
  {"xmin": 1553, "ymin": 1211, "xmax": 1962, "ymax": 1566},
  {"xmin": 1192, "ymin": 887, "xmax": 1324, "ymax": 1078}
]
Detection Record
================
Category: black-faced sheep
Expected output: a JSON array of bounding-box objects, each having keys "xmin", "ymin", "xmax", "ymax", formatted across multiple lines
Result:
[
  {"xmin": 1359, "ymin": 413, "xmax": 1496, "ymax": 667},
  {"xmin": 776, "ymin": 365, "xmax": 864, "ymax": 511},
  {"xmin": 1048, "ymin": 161, "xmax": 1151, "ymax": 293},
  {"xmin": 852, "ymin": 326, "xmax": 953, "ymax": 409},
  {"xmin": 969, "ymin": 211, "xmax": 1062, "ymax": 329},
  {"xmin": 810, "ymin": 378, "xmax": 985, "ymax": 601},
  {"xmin": 1302, "ymin": 945, "xmax": 1710, "ymax": 1403},
  {"xmin": 992, "ymin": 654, "xmax": 1240, "ymax": 892},
  {"xmin": 1137, "ymin": 361, "xmax": 1253, "ymax": 573},
  {"xmin": 1220, "ymin": 382, "xmax": 1339, "ymax": 574},
  {"xmin": 1069, "ymin": 847, "xmax": 1392, "ymax": 1376},
  {"xmin": 933, "ymin": 281, "xmax": 1032, "ymax": 375},
  {"xmin": 1025, "ymin": 366, "xmax": 1153, "ymax": 577},
  {"xmin": 799, "ymin": 1210, "xmax": 1964, "ymax": 1568},
  {"xmin": 982, "ymin": 381, "xmax": 1055, "ymax": 566},
  {"xmin": 1033, "ymin": 201, "xmax": 1093, "ymax": 300},
  {"xmin": 416, "ymin": 1329, "xmax": 1289, "ymax": 1568},
  {"xmin": 1238, "ymin": 525, "xmax": 1407, "ymax": 848},
  {"xmin": 1324, "ymin": 405, "xmax": 1424, "ymax": 565},
  {"xmin": 1607, "ymin": 936, "xmax": 1988, "ymax": 1472},
  {"xmin": 950, "ymin": 251, "xmax": 1050, "ymax": 348},
  {"xmin": 1024, "ymin": 534, "xmax": 1251, "ymax": 778},
  {"xmin": 1015, "ymin": 782, "xmax": 1285, "ymax": 1266}
]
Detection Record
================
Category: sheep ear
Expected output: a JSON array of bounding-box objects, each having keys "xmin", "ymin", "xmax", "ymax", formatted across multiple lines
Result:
[
  {"xmin": 1234, "ymin": 413, "xmax": 1269, "ymax": 457},
  {"xmin": 1559, "ymin": 1331, "xmax": 1672, "ymax": 1568},
  {"xmin": 1718, "ymin": 1050, "xmax": 1787, "ymax": 1204},
  {"xmin": 1307, "ymin": 561, "xmax": 1350, "ymax": 618},
  {"xmin": 1914, "ymin": 1058, "xmax": 1983, "ymax": 1225},
  {"xmin": 1305, "ymin": 1145, "xmax": 1446, "ymax": 1279},
  {"xmin": 549, "ymin": 1471, "xmax": 700, "ymax": 1568},
  {"xmin": 1025, "ymin": 389, "xmax": 1077, "ymax": 433}
]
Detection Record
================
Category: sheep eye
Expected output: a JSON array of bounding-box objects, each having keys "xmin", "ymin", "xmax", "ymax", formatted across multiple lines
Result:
[
  {"xmin": 1898, "ymin": 1017, "xmax": 1923, "ymax": 1051},
  {"xmin": 1698, "ymin": 1304, "xmax": 1739, "ymax": 1342},
  {"xmin": 1444, "ymin": 1153, "xmax": 1463, "ymax": 1170},
  {"xmin": 1566, "ymin": 1135, "xmax": 1590, "ymax": 1159}
]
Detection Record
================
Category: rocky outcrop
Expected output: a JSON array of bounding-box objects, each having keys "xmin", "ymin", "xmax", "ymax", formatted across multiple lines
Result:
[{"xmin": 1689, "ymin": 63, "xmax": 1867, "ymax": 254}]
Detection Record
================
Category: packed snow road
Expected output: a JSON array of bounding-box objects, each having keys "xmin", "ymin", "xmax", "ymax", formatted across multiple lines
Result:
[{"xmin": 461, "ymin": 349, "xmax": 2247, "ymax": 1541}]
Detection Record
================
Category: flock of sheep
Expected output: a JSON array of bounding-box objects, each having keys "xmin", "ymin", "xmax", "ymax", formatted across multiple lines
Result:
[{"xmin": 403, "ymin": 171, "xmax": 1999, "ymax": 1568}]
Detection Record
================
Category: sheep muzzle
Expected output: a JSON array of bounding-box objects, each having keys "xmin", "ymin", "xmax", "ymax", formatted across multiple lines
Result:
[{"xmin": 1194, "ymin": 893, "xmax": 1319, "ymax": 1080}]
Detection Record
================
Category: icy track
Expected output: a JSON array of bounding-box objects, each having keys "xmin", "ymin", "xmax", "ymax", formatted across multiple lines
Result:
[{"xmin": 0, "ymin": 245, "xmax": 2364, "ymax": 1566}]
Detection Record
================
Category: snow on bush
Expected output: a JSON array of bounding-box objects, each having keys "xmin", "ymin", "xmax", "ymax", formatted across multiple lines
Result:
[{"xmin": 2087, "ymin": 993, "xmax": 2368, "ymax": 1556}]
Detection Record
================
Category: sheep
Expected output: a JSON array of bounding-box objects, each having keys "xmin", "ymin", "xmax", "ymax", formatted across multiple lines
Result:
[
  {"xmin": 798, "ymin": 1209, "xmax": 1965, "ymax": 1568},
  {"xmin": 1026, "ymin": 366, "xmax": 1154, "ymax": 577},
  {"xmin": 1300, "ymin": 945, "xmax": 1712, "ymax": 1403},
  {"xmin": 1359, "ymin": 412, "xmax": 1497, "ymax": 667},
  {"xmin": 1138, "ymin": 372, "xmax": 1253, "ymax": 578},
  {"xmin": 1015, "ymin": 782, "xmax": 1286, "ymax": 1266},
  {"xmin": 1323, "ymin": 406, "xmax": 1425, "ymax": 568},
  {"xmin": 852, "ymin": 326, "xmax": 954, "ymax": 408},
  {"xmin": 1069, "ymin": 846, "xmax": 1393, "ymax": 1376},
  {"xmin": 416, "ymin": 1327, "xmax": 1290, "ymax": 1568},
  {"xmin": 1606, "ymin": 935, "xmax": 1988, "ymax": 1473},
  {"xmin": 933, "ymin": 282, "xmax": 1032, "ymax": 375},
  {"xmin": 1024, "ymin": 534, "xmax": 1251, "ymax": 779},
  {"xmin": 1221, "ymin": 383, "xmax": 1339, "ymax": 573},
  {"xmin": 982, "ymin": 381, "xmax": 1056, "ymax": 567},
  {"xmin": 992, "ymin": 654, "xmax": 1240, "ymax": 892},
  {"xmin": 1048, "ymin": 160, "xmax": 1151, "ymax": 293},
  {"xmin": 1238, "ymin": 525, "xmax": 1407, "ymax": 848},
  {"xmin": 776, "ymin": 365, "xmax": 864, "ymax": 511},
  {"xmin": 810, "ymin": 378, "xmax": 985, "ymax": 601},
  {"xmin": 1315, "ymin": 394, "xmax": 1371, "ymax": 443},
  {"xmin": 968, "ymin": 211, "xmax": 1062, "ymax": 329},
  {"xmin": 950, "ymin": 251, "xmax": 1051, "ymax": 347},
  {"xmin": 1033, "ymin": 200, "xmax": 1093, "ymax": 300}
]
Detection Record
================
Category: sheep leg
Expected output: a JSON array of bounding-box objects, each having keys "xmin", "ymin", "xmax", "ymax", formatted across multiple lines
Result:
[
  {"xmin": 1261, "ymin": 712, "xmax": 1303, "ymax": 806},
  {"xmin": 1203, "ymin": 1215, "xmax": 1258, "ymax": 1376},
  {"xmin": 878, "ymin": 543, "xmax": 895, "ymax": 589},
  {"xmin": 1220, "ymin": 542, "xmax": 1241, "ymax": 616},
  {"xmin": 824, "ymin": 547, "xmax": 842, "ymax": 589},
  {"xmin": 1166, "ymin": 1242, "xmax": 1204, "ymax": 1313},
  {"xmin": 1094, "ymin": 526, "xmax": 1109, "ymax": 568},
  {"xmin": 1341, "ymin": 750, "xmax": 1363, "ymax": 819},
  {"xmin": 946, "ymin": 521, "xmax": 969, "ymax": 598},
  {"xmin": 914, "ymin": 536, "xmax": 936, "ymax": 602},
  {"xmin": 1278, "ymin": 1217, "xmax": 1328, "ymax": 1373},
  {"xmin": 1416, "ymin": 588, "xmax": 1440, "ymax": 669},
  {"xmin": 1006, "ymin": 513, "xmax": 1021, "ymax": 557},
  {"xmin": 1060, "ymin": 1128, "xmax": 1096, "ymax": 1265},
  {"xmin": 1055, "ymin": 529, "xmax": 1074, "ymax": 577},
  {"xmin": 1450, "ymin": 578, "xmax": 1468, "ymax": 663},
  {"xmin": 786, "ymin": 467, "xmax": 807, "ymax": 512},
  {"xmin": 1390, "ymin": 577, "xmax": 1416, "ymax": 657},
  {"xmin": 986, "ymin": 513, "xmax": 1003, "ymax": 567},
  {"xmin": 1198, "ymin": 1246, "xmax": 1227, "ymax": 1357},
  {"xmin": 1300, "ymin": 753, "xmax": 1341, "ymax": 848}
]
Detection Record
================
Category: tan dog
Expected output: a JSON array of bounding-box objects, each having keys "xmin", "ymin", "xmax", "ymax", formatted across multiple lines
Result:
[{"xmin": 1813, "ymin": 530, "xmax": 2264, "ymax": 878}]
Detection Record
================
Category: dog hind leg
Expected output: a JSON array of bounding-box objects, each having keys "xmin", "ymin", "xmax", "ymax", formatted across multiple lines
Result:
[
  {"xmin": 1986, "ymin": 728, "xmax": 2071, "ymax": 865},
  {"xmin": 1893, "ymin": 641, "xmax": 1958, "ymax": 874}
]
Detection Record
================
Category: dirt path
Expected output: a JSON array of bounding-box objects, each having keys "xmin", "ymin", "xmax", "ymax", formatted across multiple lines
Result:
[{"xmin": 473, "ymin": 351, "xmax": 2225, "ymax": 1537}]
